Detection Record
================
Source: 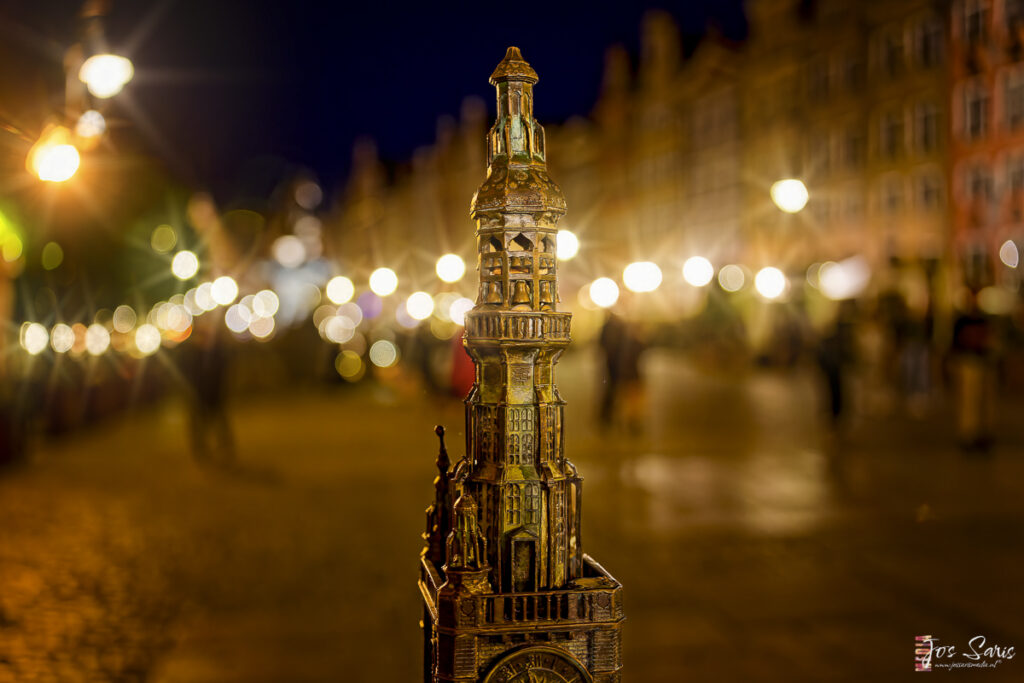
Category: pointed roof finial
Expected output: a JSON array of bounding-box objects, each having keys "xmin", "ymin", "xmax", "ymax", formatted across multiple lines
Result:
[{"xmin": 489, "ymin": 46, "xmax": 539, "ymax": 85}]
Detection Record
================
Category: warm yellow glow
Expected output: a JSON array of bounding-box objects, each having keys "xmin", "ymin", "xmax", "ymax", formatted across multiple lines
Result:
[
  {"xmin": 85, "ymin": 324, "xmax": 110, "ymax": 356},
  {"xmin": 623, "ymin": 261, "xmax": 662, "ymax": 293},
  {"xmin": 819, "ymin": 257, "xmax": 870, "ymax": 301},
  {"xmin": 41, "ymin": 242, "xmax": 63, "ymax": 270},
  {"xmin": 326, "ymin": 276, "xmax": 355, "ymax": 304},
  {"xmin": 406, "ymin": 291, "xmax": 435, "ymax": 320},
  {"xmin": 557, "ymin": 230, "xmax": 579, "ymax": 260},
  {"xmin": 171, "ymin": 250, "xmax": 200, "ymax": 280},
  {"xmin": 211, "ymin": 276, "xmax": 239, "ymax": 305},
  {"xmin": 79, "ymin": 54, "xmax": 134, "ymax": 98},
  {"xmin": 151, "ymin": 225, "xmax": 177, "ymax": 253},
  {"xmin": 448, "ymin": 297, "xmax": 474, "ymax": 326},
  {"xmin": 369, "ymin": 339, "xmax": 398, "ymax": 367},
  {"xmin": 135, "ymin": 324, "xmax": 161, "ymax": 355},
  {"xmin": 1000, "ymin": 240, "xmax": 1019, "ymax": 268},
  {"xmin": 589, "ymin": 277, "xmax": 620, "ymax": 308},
  {"xmin": 754, "ymin": 267, "xmax": 787, "ymax": 299},
  {"xmin": 28, "ymin": 127, "xmax": 80, "ymax": 182},
  {"xmin": 770, "ymin": 179, "xmax": 809, "ymax": 213},
  {"xmin": 50, "ymin": 323, "xmax": 74, "ymax": 353},
  {"xmin": 75, "ymin": 110, "xmax": 106, "ymax": 139},
  {"xmin": 682, "ymin": 256, "xmax": 714, "ymax": 287},
  {"xmin": 369, "ymin": 267, "xmax": 398, "ymax": 296},
  {"xmin": 436, "ymin": 253, "xmax": 466, "ymax": 283},
  {"xmin": 20, "ymin": 322, "xmax": 48, "ymax": 355},
  {"xmin": 718, "ymin": 264, "xmax": 745, "ymax": 292},
  {"xmin": 335, "ymin": 350, "xmax": 364, "ymax": 380}
]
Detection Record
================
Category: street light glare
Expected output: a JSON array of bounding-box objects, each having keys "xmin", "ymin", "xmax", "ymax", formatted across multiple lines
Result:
[
  {"xmin": 682, "ymin": 256, "xmax": 714, "ymax": 287},
  {"xmin": 623, "ymin": 261, "xmax": 662, "ymax": 293},
  {"xmin": 718, "ymin": 264, "xmax": 745, "ymax": 292},
  {"xmin": 406, "ymin": 291, "xmax": 435, "ymax": 320},
  {"xmin": 28, "ymin": 127, "xmax": 81, "ymax": 182},
  {"xmin": 770, "ymin": 179, "xmax": 809, "ymax": 213},
  {"xmin": 754, "ymin": 267, "xmax": 787, "ymax": 299},
  {"xmin": 589, "ymin": 277, "xmax": 620, "ymax": 308},
  {"xmin": 369, "ymin": 267, "xmax": 398, "ymax": 296},
  {"xmin": 79, "ymin": 54, "xmax": 134, "ymax": 98},
  {"xmin": 557, "ymin": 230, "xmax": 580, "ymax": 260},
  {"xmin": 20, "ymin": 322, "xmax": 48, "ymax": 355},
  {"xmin": 211, "ymin": 276, "xmax": 239, "ymax": 305},
  {"xmin": 75, "ymin": 110, "xmax": 106, "ymax": 139},
  {"xmin": 171, "ymin": 250, "xmax": 200, "ymax": 280},
  {"xmin": 326, "ymin": 276, "xmax": 355, "ymax": 304},
  {"xmin": 435, "ymin": 253, "xmax": 466, "ymax": 282}
]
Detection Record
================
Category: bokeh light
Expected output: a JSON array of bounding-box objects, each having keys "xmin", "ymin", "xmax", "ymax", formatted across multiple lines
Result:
[
  {"xmin": 21, "ymin": 322, "xmax": 48, "ymax": 355},
  {"xmin": 112, "ymin": 305, "xmax": 137, "ymax": 333},
  {"xmin": 369, "ymin": 339, "xmax": 398, "ymax": 368},
  {"xmin": 589, "ymin": 277, "xmax": 620, "ymax": 308},
  {"xmin": 623, "ymin": 261, "xmax": 662, "ymax": 292},
  {"xmin": 79, "ymin": 54, "xmax": 134, "ymax": 98},
  {"xmin": 225, "ymin": 304, "xmax": 251, "ymax": 333},
  {"xmin": 818, "ymin": 257, "xmax": 871, "ymax": 301},
  {"xmin": 211, "ymin": 276, "xmax": 239, "ymax": 305},
  {"xmin": 682, "ymin": 256, "xmax": 714, "ymax": 287},
  {"xmin": 449, "ymin": 297, "xmax": 474, "ymax": 326},
  {"xmin": 171, "ymin": 250, "xmax": 200, "ymax": 280},
  {"xmin": 326, "ymin": 276, "xmax": 355, "ymax": 304},
  {"xmin": 1000, "ymin": 240, "xmax": 1019, "ymax": 268},
  {"xmin": 770, "ymin": 179, "xmax": 809, "ymax": 213},
  {"xmin": 436, "ymin": 254, "xmax": 466, "ymax": 283},
  {"xmin": 41, "ymin": 242, "xmax": 63, "ymax": 270},
  {"xmin": 406, "ymin": 291, "xmax": 435, "ymax": 320},
  {"xmin": 135, "ymin": 324, "xmax": 161, "ymax": 355},
  {"xmin": 151, "ymin": 225, "xmax": 177, "ymax": 253},
  {"xmin": 249, "ymin": 316, "xmax": 275, "ymax": 339},
  {"xmin": 75, "ymin": 110, "xmax": 106, "ymax": 139},
  {"xmin": 50, "ymin": 323, "xmax": 74, "ymax": 353},
  {"xmin": 754, "ymin": 267, "xmax": 787, "ymax": 299},
  {"xmin": 253, "ymin": 290, "xmax": 280, "ymax": 317},
  {"xmin": 28, "ymin": 127, "xmax": 79, "ymax": 182},
  {"xmin": 369, "ymin": 267, "xmax": 398, "ymax": 296},
  {"xmin": 272, "ymin": 235, "xmax": 306, "ymax": 268},
  {"xmin": 335, "ymin": 350, "xmax": 364, "ymax": 381},
  {"xmin": 718, "ymin": 264, "xmax": 745, "ymax": 292},
  {"xmin": 557, "ymin": 230, "xmax": 579, "ymax": 260},
  {"xmin": 85, "ymin": 324, "xmax": 110, "ymax": 356}
]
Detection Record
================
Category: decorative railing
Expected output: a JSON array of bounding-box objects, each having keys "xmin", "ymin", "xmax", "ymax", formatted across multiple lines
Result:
[{"xmin": 466, "ymin": 311, "xmax": 571, "ymax": 343}]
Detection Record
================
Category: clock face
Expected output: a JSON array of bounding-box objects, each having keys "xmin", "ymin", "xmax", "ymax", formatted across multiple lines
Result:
[{"xmin": 482, "ymin": 646, "xmax": 593, "ymax": 683}]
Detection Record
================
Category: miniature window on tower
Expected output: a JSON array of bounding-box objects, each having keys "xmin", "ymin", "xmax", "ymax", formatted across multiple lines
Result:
[{"xmin": 507, "ymin": 484, "xmax": 522, "ymax": 525}]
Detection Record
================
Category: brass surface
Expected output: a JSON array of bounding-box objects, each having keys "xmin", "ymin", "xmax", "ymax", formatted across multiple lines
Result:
[{"xmin": 420, "ymin": 47, "xmax": 623, "ymax": 683}]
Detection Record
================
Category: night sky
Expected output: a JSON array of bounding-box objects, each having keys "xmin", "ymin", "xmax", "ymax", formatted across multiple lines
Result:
[{"xmin": 3, "ymin": 0, "xmax": 745, "ymax": 199}]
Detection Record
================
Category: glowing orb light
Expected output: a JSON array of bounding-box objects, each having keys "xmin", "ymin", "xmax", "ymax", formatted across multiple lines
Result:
[
  {"xmin": 682, "ymin": 256, "xmax": 714, "ymax": 287},
  {"xmin": 770, "ymin": 179, "xmax": 809, "ymax": 213},
  {"xmin": 623, "ymin": 261, "xmax": 662, "ymax": 293},
  {"xmin": 435, "ymin": 254, "xmax": 466, "ymax": 283},
  {"xmin": 79, "ymin": 54, "xmax": 134, "ymax": 98},
  {"xmin": 754, "ymin": 267, "xmax": 787, "ymax": 299},
  {"xmin": 589, "ymin": 277, "xmax": 620, "ymax": 308},
  {"xmin": 369, "ymin": 267, "xmax": 398, "ymax": 296}
]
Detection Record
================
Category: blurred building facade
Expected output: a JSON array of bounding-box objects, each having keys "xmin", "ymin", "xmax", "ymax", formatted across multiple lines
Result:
[{"xmin": 327, "ymin": 1, "xmax": 1022, "ymax": 307}]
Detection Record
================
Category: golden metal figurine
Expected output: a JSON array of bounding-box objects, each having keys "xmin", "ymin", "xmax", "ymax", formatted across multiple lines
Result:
[{"xmin": 420, "ymin": 47, "xmax": 624, "ymax": 683}]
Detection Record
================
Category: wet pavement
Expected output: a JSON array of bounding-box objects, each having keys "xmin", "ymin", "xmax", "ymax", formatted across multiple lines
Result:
[{"xmin": 1, "ymin": 348, "xmax": 1022, "ymax": 681}]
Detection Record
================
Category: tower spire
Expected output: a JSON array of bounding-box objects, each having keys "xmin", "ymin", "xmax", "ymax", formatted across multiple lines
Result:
[{"xmin": 420, "ymin": 48, "xmax": 623, "ymax": 683}]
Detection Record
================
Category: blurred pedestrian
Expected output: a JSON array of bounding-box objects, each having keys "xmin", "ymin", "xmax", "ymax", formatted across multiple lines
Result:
[
  {"xmin": 817, "ymin": 300, "xmax": 857, "ymax": 432},
  {"xmin": 952, "ymin": 293, "xmax": 995, "ymax": 453},
  {"xmin": 598, "ymin": 311, "xmax": 646, "ymax": 433},
  {"xmin": 178, "ymin": 313, "xmax": 236, "ymax": 467}
]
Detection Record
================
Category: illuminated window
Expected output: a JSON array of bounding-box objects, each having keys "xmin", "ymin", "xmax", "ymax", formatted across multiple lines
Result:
[
  {"xmin": 963, "ymin": 83, "xmax": 989, "ymax": 141},
  {"xmin": 506, "ymin": 484, "xmax": 522, "ymax": 526},
  {"xmin": 525, "ymin": 484, "xmax": 540, "ymax": 524}
]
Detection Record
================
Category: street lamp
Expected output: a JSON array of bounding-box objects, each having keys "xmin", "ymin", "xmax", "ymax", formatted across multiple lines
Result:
[
  {"xmin": 79, "ymin": 54, "xmax": 134, "ymax": 98},
  {"xmin": 27, "ymin": 125, "xmax": 80, "ymax": 182},
  {"xmin": 770, "ymin": 179, "xmax": 809, "ymax": 213}
]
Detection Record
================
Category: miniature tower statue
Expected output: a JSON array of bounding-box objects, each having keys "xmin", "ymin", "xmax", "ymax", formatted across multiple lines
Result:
[{"xmin": 419, "ymin": 47, "xmax": 624, "ymax": 683}]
